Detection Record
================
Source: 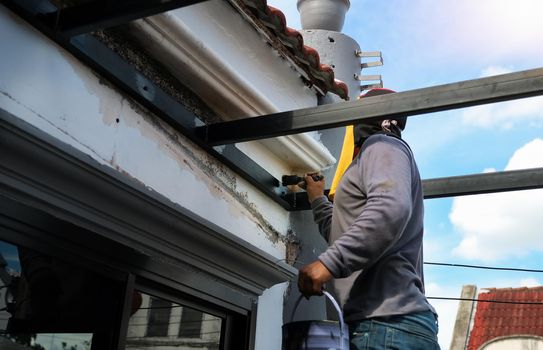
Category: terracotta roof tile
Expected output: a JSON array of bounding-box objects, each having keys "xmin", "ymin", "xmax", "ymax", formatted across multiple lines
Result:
[
  {"xmin": 468, "ymin": 286, "xmax": 543, "ymax": 350},
  {"xmin": 228, "ymin": 0, "xmax": 349, "ymax": 100}
]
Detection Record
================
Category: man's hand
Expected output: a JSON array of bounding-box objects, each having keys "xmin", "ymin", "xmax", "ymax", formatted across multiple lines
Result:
[
  {"xmin": 298, "ymin": 260, "xmax": 333, "ymax": 298},
  {"xmin": 303, "ymin": 173, "xmax": 325, "ymax": 203}
]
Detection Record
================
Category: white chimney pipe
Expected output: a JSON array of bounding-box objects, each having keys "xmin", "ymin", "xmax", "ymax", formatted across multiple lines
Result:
[{"xmin": 297, "ymin": 0, "xmax": 350, "ymax": 32}]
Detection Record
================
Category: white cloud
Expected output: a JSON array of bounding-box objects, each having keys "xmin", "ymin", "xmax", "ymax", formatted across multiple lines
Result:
[
  {"xmin": 461, "ymin": 96, "xmax": 543, "ymax": 129},
  {"xmin": 480, "ymin": 66, "xmax": 514, "ymax": 78},
  {"xmin": 450, "ymin": 139, "xmax": 543, "ymax": 262},
  {"xmin": 394, "ymin": 0, "xmax": 543, "ymax": 62},
  {"xmin": 478, "ymin": 277, "xmax": 541, "ymax": 289},
  {"xmin": 519, "ymin": 278, "xmax": 540, "ymax": 287},
  {"xmin": 461, "ymin": 66, "xmax": 543, "ymax": 129}
]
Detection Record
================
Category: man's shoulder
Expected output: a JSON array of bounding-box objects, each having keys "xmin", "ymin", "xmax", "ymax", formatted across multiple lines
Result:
[{"xmin": 364, "ymin": 133, "xmax": 410, "ymax": 151}]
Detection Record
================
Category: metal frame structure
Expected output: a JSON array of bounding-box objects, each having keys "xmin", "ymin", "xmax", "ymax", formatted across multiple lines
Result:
[{"xmin": 2, "ymin": 0, "xmax": 543, "ymax": 214}]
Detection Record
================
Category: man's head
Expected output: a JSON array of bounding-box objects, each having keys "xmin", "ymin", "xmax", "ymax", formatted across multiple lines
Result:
[{"xmin": 353, "ymin": 88, "xmax": 407, "ymax": 147}]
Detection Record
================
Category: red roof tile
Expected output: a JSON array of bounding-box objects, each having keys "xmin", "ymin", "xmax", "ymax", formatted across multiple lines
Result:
[
  {"xmin": 228, "ymin": 0, "xmax": 349, "ymax": 100},
  {"xmin": 468, "ymin": 286, "xmax": 543, "ymax": 350}
]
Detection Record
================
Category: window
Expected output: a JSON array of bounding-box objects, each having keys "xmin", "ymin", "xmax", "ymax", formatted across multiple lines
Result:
[
  {"xmin": 146, "ymin": 297, "xmax": 172, "ymax": 337},
  {"xmin": 178, "ymin": 307, "xmax": 203, "ymax": 338},
  {"xmin": 126, "ymin": 291, "xmax": 223, "ymax": 349},
  {"xmin": 0, "ymin": 195, "xmax": 252, "ymax": 350},
  {"xmin": 0, "ymin": 240, "xmax": 122, "ymax": 350}
]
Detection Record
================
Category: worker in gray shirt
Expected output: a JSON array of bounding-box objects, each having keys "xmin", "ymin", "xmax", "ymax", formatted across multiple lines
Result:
[{"xmin": 298, "ymin": 88, "xmax": 440, "ymax": 349}]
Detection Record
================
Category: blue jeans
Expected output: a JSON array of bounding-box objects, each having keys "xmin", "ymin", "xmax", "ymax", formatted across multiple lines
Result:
[{"xmin": 348, "ymin": 311, "xmax": 440, "ymax": 350}]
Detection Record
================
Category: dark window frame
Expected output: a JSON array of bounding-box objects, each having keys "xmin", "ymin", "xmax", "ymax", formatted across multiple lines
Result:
[
  {"xmin": 178, "ymin": 306, "xmax": 204, "ymax": 338},
  {"xmin": 146, "ymin": 297, "xmax": 173, "ymax": 337},
  {"xmin": 0, "ymin": 195, "xmax": 253, "ymax": 350}
]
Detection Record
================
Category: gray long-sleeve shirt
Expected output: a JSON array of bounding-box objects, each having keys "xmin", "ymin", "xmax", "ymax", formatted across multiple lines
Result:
[{"xmin": 313, "ymin": 134, "xmax": 435, "ymax": 321}]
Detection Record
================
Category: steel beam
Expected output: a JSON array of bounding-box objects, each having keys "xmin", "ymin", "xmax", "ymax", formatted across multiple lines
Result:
[
  {"xmin": 422, "ymin": 167, "xmax": 543, "ymax": 199},
  {"xmin": 282, "ymin": 168, "xmax": 543, "ymax": 210},
  {"xmin": 196, "ymin": 68, "xmax": 543, "ymax": 145},
  {"xmin": 48, "ymin": 0, "xmax": 210, "ymax": 36}
]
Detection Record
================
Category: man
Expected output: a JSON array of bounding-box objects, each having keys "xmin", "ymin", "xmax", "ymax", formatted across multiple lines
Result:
[{"xmin": 298, "ymin": 88, "xmax": 440, "ymax": 349}]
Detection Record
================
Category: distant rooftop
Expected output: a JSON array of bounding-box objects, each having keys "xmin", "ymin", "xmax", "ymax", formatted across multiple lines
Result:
[{"xmin": 468, "ymin": 286, "xmax": 543, "ymax": 350}]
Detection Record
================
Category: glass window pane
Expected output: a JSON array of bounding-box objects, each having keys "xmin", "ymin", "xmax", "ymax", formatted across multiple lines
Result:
[
  {"xmin": 126, "ymin": 291, "xmax": 223, "ymax": 349},
  {"xmin": 146, "ymin": 298, "xmax": 171, "ymax": 337},
  {"xmin": 178, "ymin": 307, "xmax": 203, "ymax": 338},
  {"xmin": 0, "ymin": 239, "xmax": 122, "ymax": 350}
]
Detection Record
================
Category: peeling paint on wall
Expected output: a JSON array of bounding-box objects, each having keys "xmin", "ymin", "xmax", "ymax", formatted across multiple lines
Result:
[
  {"xmin": 93, "ymin": 28, "xmax": 221, "ymax": 124},
  {"xmin": 119, "ymin": 99, "xmax": 286, "ymax": 244},
  {"xmin": 89, "ymin": 29, "xmax": 293, "ymax": 246}
]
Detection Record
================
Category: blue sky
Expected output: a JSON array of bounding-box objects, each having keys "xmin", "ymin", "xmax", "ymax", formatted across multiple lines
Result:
[{"xmin": 268, "ymin": 0, "xmax": 543, "ymax": 348}]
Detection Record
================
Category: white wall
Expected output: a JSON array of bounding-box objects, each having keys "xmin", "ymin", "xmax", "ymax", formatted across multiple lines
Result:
[
  {"xmin": 481, "ymin": 336, "xmax": 543, "ymax": 350},
  {"xmin": 131, "ymin": 1, "xmax": 335, "ymax": 179},
  {"xmin": 254, "ymin": 282, "xmax": 290, "ymax": 350}
]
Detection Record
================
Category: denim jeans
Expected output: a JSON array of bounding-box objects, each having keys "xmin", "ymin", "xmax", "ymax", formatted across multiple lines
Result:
[{"xmin": 348, "ymin": 311, "xmax": 440, "ymax": 350}]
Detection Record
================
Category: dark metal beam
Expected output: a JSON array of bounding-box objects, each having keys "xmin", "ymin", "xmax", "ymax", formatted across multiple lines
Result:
[
  {"xmin": 422, "ymin": 167, "xmax": 543, "ymax": 199},
  {"xmin": 282, "ymin": 168, "xmax": 543, "ymax": 210},
  {"xmin": 196, "ymin": 68, "xmax": 543, "ymax": 145},
  {"xmin": 50, "ymin": 0, "xmax": 210, "ymax": 36}
]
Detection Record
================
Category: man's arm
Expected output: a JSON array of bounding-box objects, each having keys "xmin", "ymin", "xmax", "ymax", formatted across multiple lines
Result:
[
  {"xmin": 304, "ymin": 174, "xmax": 333, "ymax": 242},
  {"xmin": 297, "ymin": 174, "xmax": 333, "ymax": 297}
]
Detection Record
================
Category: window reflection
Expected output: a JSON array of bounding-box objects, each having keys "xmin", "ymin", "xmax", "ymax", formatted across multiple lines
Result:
[
  {"xmin": 147, "ymin": 297, "xmax": 171, "ymax": 337},
  {"xmin": 0, "ymin": 240, "xmax": 122, "ymax": 350},
  {"xmin": 126, "ymin": 292, "xmax": 222, "ymax": 350}
]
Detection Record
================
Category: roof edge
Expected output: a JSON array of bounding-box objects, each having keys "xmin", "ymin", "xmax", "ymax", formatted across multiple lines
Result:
[{"xmin": 228, "ymin": 0, "xmax": 349, "ymax": 100}]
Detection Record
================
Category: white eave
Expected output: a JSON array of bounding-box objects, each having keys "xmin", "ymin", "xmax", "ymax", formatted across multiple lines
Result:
[{"xmin": 128, "ymin": 0, "xmax": 336, "ymax": 178}]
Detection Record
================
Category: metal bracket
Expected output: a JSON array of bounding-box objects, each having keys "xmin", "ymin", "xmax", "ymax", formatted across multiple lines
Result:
[
  {"xmin": 354, "ymin": 74, "xmax": 384, "ymax": 91},
  {"xmin": 355, "ymin": 50, "xmax": 384, "ymax": 92}
]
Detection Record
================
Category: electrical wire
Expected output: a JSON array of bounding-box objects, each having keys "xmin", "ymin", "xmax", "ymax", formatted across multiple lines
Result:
[
  {"xmin": 278, "ymin": 258, "xmax": 543, "ymax": 274},
  {"xmin": 424, "ymin": 262, "xmax": 543, "ymax": 273},
  {"xmin": 278, "ymin": 258, "xmax": 543, "ymax": 306},
  {"xmin": 427, "ymin": 296, "xmax": 543, "ymax": 305}
]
